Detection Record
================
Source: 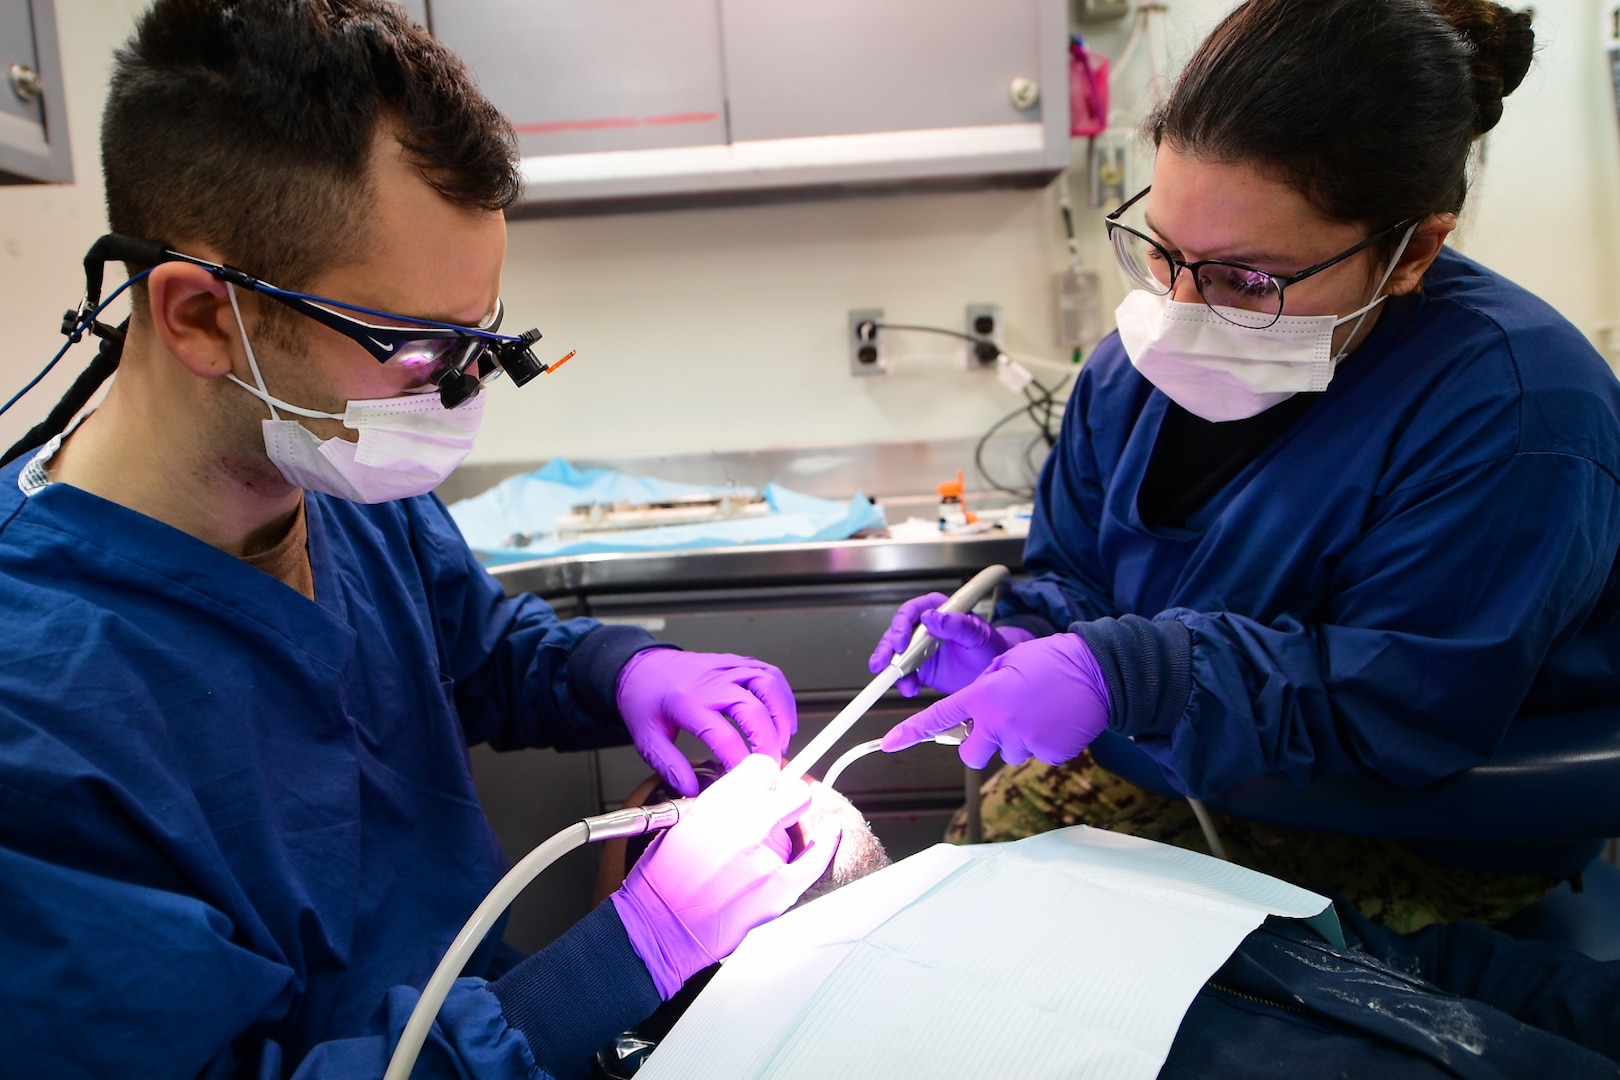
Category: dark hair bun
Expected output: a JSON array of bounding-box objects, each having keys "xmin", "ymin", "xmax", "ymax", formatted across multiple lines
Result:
[{"xmin": 1430, "ymin": 0, "xmax": 1535, "ymax": 134}]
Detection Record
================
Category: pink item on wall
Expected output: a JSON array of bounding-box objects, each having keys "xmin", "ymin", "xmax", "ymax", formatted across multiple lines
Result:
[{"xmin": 1071, "ymin": 37, "xmax": 1110, "ymax": 138}]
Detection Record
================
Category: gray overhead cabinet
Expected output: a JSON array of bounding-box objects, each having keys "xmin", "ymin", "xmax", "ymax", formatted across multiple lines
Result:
[
  {"xmin": 0, "ymin": 0, "xmax": 70, "ymax": 184},
  {"xmin": 429, "ymin": 0, "xmax": 1069, "ymax": 213}
]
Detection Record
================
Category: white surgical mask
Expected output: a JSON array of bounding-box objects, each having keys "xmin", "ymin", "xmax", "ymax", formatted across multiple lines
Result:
[
  {"xmin": 1116, "ymin": 227, "xmax": 1414, "ymax": 423},
  {"xmin": 224, "ymin": 283, "xmax": 484, "ymax": 503}
]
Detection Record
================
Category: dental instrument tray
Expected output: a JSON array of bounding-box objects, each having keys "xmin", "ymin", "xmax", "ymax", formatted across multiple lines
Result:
[{"xmin": 552, "ymin": 490, "xmax": 770, "ymax": 539}]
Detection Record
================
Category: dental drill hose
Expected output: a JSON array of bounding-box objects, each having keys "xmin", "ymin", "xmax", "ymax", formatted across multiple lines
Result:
[{"xmin": 384, "ymin": 801, "xmax": 690, "ymax": 1080}]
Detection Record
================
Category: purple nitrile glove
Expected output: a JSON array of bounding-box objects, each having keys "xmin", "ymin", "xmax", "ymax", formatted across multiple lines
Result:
[
  {"xmin": 611, "ymin": 754, "xmax": 840, "ymax": 999},
  {"xmin": 617, "ymin": 649, "xmax": 798, "ymax": 796},
  {"xmin": 880, "ymin": 632, "xmax": 1111, "ymax": 770},
  {"xmin": 868, "ymin": 592, "xmax": 1036, "ymax": 697}
]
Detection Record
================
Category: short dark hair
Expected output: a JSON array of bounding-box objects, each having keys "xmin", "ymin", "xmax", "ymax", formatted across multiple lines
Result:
[
  {"xmin": 102, "ymin": 0, "xmax": 521, "ymax": 291},
  {"xmin": 1151, "ymin": 0, "xmax": 1534, "ymax": 245}
]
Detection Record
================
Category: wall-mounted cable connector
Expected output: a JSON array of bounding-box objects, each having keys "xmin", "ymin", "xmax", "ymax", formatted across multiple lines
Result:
[
  {"xmin": 848, "ymin": 308, "xmax": 886, "ymax": 375},
  {"xmin": 964, "ymin": 304, "xmax": 1004, "ymax": 369},
  {"xmin": 852, "ymin": 316, "xmax": 1004, "ymax": 372}
]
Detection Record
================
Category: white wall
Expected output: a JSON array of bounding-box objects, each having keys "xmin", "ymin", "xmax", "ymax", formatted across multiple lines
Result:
[
  {"xmin": 2, "ymin": 0, "xmax": 1616, "ymax": 464},
  {"xmin": 0, "ymin": 0, "xmax": 146, "ymax": 456},
  {"xmin": 1461, "ymin": 0, "xmax": 1620, "ymax": 347}
]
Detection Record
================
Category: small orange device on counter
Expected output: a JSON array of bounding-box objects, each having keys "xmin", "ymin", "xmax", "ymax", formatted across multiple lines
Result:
[{"xmin": 937, "ymin": 468, "xmax": 979, "ymax": 529}]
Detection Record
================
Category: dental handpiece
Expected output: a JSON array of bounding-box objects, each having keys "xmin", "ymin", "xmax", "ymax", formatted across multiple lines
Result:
[
  {"xmin": 781, "ymin": 564, "xmax": 1011, "ymax": 781},
  {"xmin": 582, "ymin": 798, "xmax": 692, "ymax": 841},
  {"xmin": 888, "ymin": 564, "xmax": 1012, "ymax": 677}
]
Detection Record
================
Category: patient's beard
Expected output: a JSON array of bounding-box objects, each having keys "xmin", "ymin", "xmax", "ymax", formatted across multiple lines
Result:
[
  {"xmin": 791, "ymin": 779, "xmax": 891, "ymax": 906},
  {"xmin": 621, "ymin": 762, "xmax": 891, "ymax": 906}
]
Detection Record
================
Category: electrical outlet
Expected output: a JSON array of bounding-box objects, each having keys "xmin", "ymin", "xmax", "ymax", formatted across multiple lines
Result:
[
  {"xmin": 848, "ymin": 308, "xmax": 886, "ymax": 375},
  {"xmin": 965, "ymin": 303, "xmax": 1004, "ymax": 369}
]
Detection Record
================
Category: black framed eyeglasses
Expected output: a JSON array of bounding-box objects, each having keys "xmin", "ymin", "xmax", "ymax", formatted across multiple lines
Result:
[
  {"xmin": 1104, "ymin": 186, "xmax": 1414, "ymax": 329},
  {"xmin": 66, "ymin": 235, "xmax": 556, "ymax": 408}
]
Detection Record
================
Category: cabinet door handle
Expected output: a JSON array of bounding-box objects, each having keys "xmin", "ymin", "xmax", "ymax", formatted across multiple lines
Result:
[
  {"xmin": 9, "ymin": 63, "xmax": 43, "ymax": 104},
  {"xmin": 1008, "ymin": 76, "xmax": 1040, "ymax": 111}
]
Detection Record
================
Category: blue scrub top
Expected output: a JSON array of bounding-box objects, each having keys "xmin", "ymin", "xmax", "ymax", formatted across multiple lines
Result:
[
  {"xmin": 0, "ymin": 473, "xmax": 658, "ymax": 1078},
  {"xmin": 1000, "ymin": 249, "xmax": 1620, "ymax": 801}
]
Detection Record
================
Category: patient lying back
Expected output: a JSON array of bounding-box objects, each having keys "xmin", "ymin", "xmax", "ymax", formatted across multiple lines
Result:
[{"xmin": 595, "ymin": 758, "xmax": 891, "ymax": 910}]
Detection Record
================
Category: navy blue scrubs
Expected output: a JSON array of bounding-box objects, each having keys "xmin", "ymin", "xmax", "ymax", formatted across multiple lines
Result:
[
  {"xmin": 0, "ymin": 469, "xmax": 660, "ymax": 1078},
  {"xmin": 999, "ymin": 249, "xmax": 1620, "ymax": 803}
]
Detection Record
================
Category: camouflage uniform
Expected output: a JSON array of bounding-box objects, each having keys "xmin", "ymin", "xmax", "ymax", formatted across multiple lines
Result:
[{"xmin": 947, "ymin": 752, "xmax": 1560, "ymax": 934}]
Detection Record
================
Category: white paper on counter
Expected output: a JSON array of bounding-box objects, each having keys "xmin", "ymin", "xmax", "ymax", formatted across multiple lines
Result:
[{"xmin": 638, "ymin": 826, "xmax": 1333, "ymax": 1080}]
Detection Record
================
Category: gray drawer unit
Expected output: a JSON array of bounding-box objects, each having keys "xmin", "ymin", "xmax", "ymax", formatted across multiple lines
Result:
[
  {"xmin": 588, "ymin": 580, "xmax": 965, "ymax": 692},
  {"xmin": 424, "ymin": 0, "xmax": 1068, "ymax": 212},
  {"xmin": 0, "ymin": 0, "xmax": 70, "ymax": 185}
]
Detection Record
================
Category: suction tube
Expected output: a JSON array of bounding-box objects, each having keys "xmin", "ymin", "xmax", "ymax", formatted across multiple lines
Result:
[
  {"xmin": 820, "ymin": 719, "xmax": 974, "ymax": 791},
  {"xmin": 821, "ymin": 738, "xmax": 884, "ymax": 789}
]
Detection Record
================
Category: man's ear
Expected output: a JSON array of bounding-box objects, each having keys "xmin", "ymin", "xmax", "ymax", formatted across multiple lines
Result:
[
  {"xmin": 144, "ymin": 262, "xmax": 238, "ymax": 379},
  {"xmin": 1385, "ymin": 213, "xmax": 1458, "ymax": 297}
]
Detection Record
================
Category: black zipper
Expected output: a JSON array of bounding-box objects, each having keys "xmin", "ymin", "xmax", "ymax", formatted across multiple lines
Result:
[{"xmin": 1206, "ymin": 980, "xmax": 1314, "ymax": 1017}]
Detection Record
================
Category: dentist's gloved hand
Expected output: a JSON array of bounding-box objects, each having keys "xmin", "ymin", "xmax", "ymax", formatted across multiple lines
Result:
[
  {"xmin": 868, "ymin": 592, "xmax": 1036, "ymax": 697},
  {"xmin": 617, "ymin": 649, "xmax": 798, "ymax": 796},
  {"xmin": 880, "ymin": 633, "xmax": 1111, "ymax": 770},
  {"xmin": 611, "ymin": 754, "xmax": 840, "ymax": 999}
]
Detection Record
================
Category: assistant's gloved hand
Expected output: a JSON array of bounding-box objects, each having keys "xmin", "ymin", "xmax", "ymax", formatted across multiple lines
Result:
[
  {"xmin": 617, "ymin": 649, "xmax": 798, "ymax": 796},
  {"xmin": 880, "ymin": 633, "xmax": 1112, "ymax": 769},
  {"xmin": 611, "ymin": 754, "xmax": 839, "ymax": 999},
  {"xmin": 868, "ymin": 592, "xmax": 1036, "ymax": 697}
]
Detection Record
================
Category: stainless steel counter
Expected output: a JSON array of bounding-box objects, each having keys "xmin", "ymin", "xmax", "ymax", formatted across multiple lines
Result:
[
  {"xmin": 490, "ymin": 532, "xmax": 1026, "ymax": 599},
  {"xmin": 465, "ymin": 435, "xmax": 1038, "ymax": 600}
]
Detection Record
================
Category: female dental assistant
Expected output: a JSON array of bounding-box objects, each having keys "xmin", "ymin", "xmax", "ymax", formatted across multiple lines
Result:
[{"xmin": 874, "ymin": 0, "xmax": 1620, "ymax": 931}]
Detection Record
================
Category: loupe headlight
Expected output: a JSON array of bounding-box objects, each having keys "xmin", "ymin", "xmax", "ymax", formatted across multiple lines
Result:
[
  {"xmin": 427, "ymin": 325, "xmax": 547, "ymax": 408},
  {"xmin": 495, "ymin": 329, "xmax": 546, "ymax": 386}
]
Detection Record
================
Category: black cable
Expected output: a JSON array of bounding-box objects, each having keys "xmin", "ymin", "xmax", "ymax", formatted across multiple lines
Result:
[
  {"xmin": 975, "ymin": 399, "xmax": 1044, "ymax": 496},
  {"xmin": 1, "ymin": 320, "xmax": 127, "ymax": 467},
  {"xmin": 1023, "ymin": 432, "xmax": 1046, "ymax": 485},
  {"xmin": 1019, "ymin": 374, "xmax": 1068, "ymax": 448},
  {"xmin": 0, "ymin": 261, "xmax": 152, "ymax": 467},
  {"xmin": 975, "ymin": 373, "xmax": 1072, "ymax": 496},
  {"xmin": 2, "ymin": 265, "xmax": 150, "ymax": 418},
  {"xmin": 861, "ymin": 320, "xmax": 1002, "ymax": 364},
  {"xmin": 1028, "ymin": 373, "xmax": 1071, "ymax": 448},
  {"xmin": 1021, "ymin": 383, "xmax": 1048, "ymax": 426},
  {"xmin": 868, "ymin": 321, "xmax": 985, "ymax": 346}
]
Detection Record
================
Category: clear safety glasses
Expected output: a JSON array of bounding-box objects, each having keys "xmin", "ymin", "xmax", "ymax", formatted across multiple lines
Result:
[{"xmin": 1104, "ymin": 185, "xmax": 1414, "ymax": 329}]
